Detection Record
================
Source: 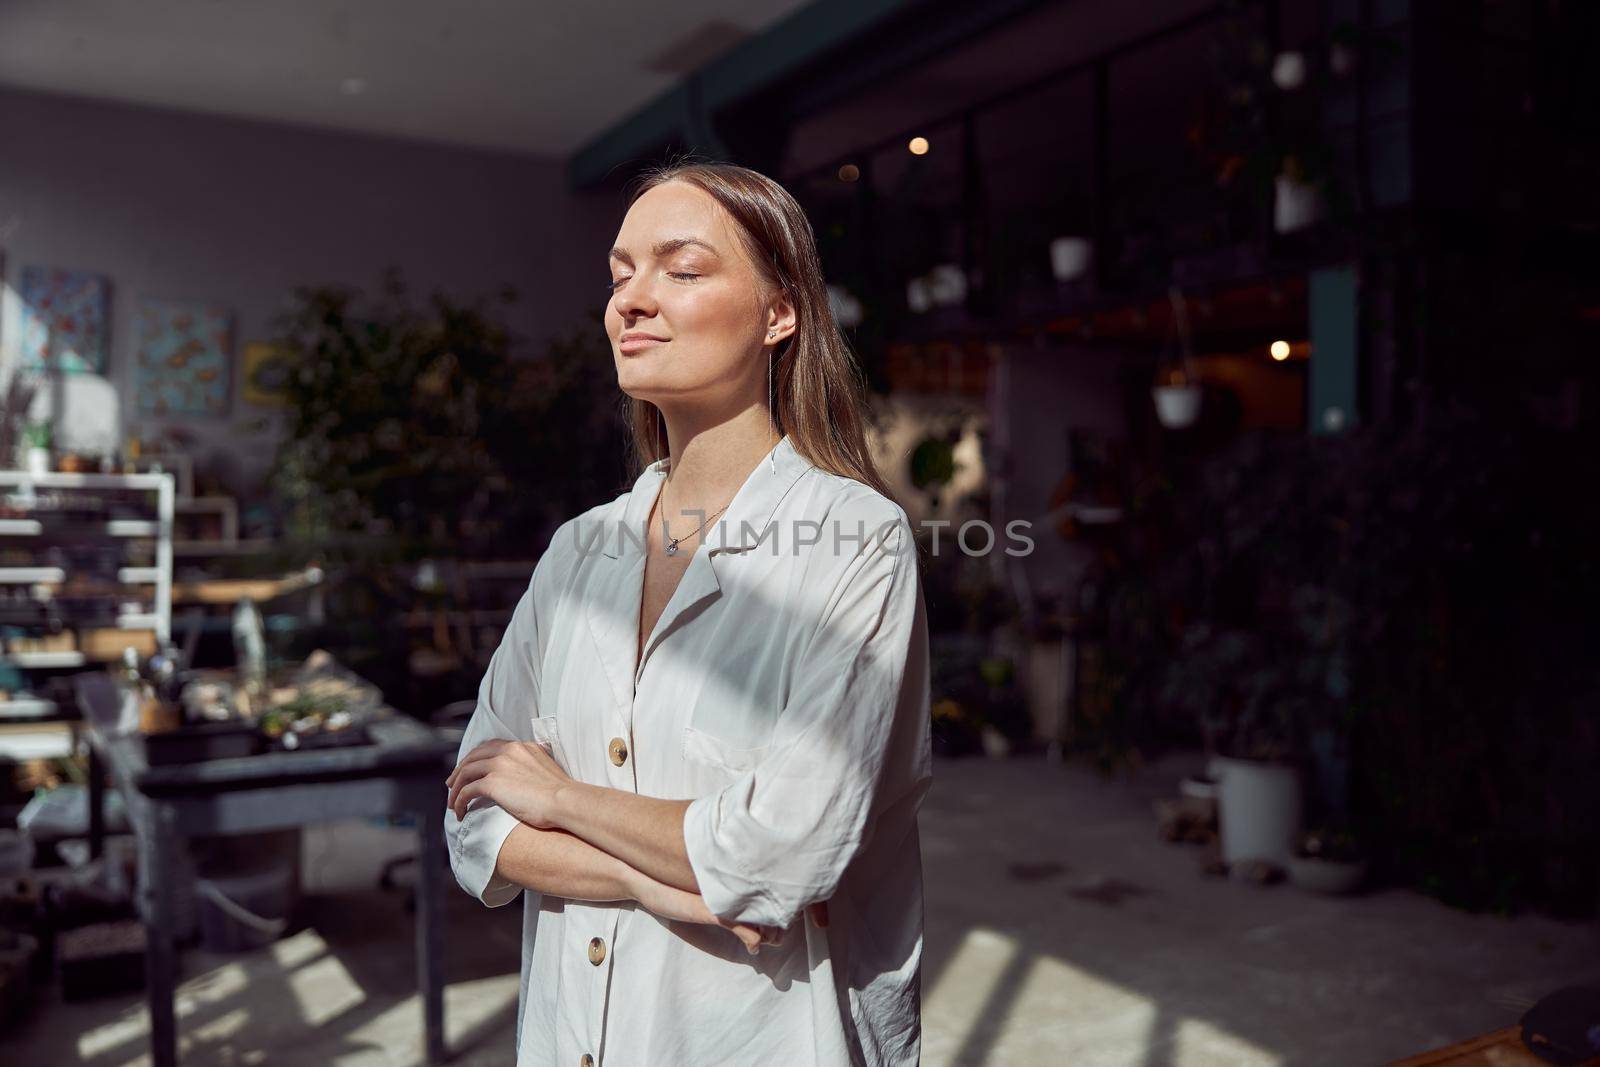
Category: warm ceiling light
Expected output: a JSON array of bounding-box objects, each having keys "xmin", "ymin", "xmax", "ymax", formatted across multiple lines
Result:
[
  {"xmin": 838, "ymin": 163, "xmax": 860, "ymax": 182},
  {"xmin": 908, "ymin": 136, "xmax": 930, "ymax": 155},
  {"xmin": 340, "ymin": 77, "xmax": 368, "ymax": 96},
  {"xmin": 1270, "ymin": 340, "xmax": 1292, "ymax": 361}
]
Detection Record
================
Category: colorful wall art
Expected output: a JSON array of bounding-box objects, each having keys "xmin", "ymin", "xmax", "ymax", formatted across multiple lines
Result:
[
  {"xmin": 134, "ymin": 300, "xmax": 233, "ymax": 416},
  {"xmin": 241, "ymin": 341, "xmax": 292, "ymax": 407},
  {"xmin": 18, "ymin": 266, "xmax": 112, "ymax": 374}
]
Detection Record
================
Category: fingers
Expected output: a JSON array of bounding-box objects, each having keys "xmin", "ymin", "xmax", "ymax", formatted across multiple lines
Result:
[
  {"xmin": 446, "ymin": 739, "xmax": 509, "ymax": 791},
  {"xmin": 446, "ymin": 758, "xmax": 491, "ymax": 815},
  {"xmin": 450, "ymin": 776, "xmax": 490, "ymax": 822},
  {"xmin": 731, "ymin": 923, "xmax": 762, "ymax": 954}
]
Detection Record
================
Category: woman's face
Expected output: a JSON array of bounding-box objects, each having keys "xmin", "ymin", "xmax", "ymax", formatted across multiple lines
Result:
[{"xmin": 605, "ymin": 180, "xmax": 790, "ymax": 410}]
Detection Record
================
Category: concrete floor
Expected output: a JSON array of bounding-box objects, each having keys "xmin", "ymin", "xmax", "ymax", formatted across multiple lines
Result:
[{"xmin": 8, "ymin": 752, "xmax": 1599, "ymax": 1065}]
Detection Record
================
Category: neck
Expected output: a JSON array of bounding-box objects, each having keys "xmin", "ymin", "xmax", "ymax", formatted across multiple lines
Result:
[{"xmin": 657, "ymin": 404, "xmax": 779, "ymax": 515}]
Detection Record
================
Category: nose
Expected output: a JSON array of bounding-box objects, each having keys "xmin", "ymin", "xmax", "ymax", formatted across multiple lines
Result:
[{"xmin": 612, "ymin": 272, "xmax": 659, "ymax": 323}]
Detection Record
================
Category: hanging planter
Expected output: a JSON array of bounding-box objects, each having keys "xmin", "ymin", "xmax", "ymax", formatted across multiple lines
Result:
[
  {"xmin": 1151, "ymin": 287, "xmax": 1203, "ymax": 430},
  {"xmin": 1274, "ymin": 157, "xmax": 1326, "ymax": 234},
  {"xmin": 906, "ymin": 276, "xmax": 933, "ymax": 314},
  {"xmin": 927, "ymin": 264, "xmax": 967, "ymax": 308},
  {"xmin": 1049, "ymin": 236, "xmax": 1094, "ymax": 283},
  {"xmin": 826, "ymin": 284, "xmax": 864, "ymax": 328}
]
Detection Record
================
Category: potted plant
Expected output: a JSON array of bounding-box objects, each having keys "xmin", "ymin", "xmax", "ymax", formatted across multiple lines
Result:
[
  {"xmin": 21, "ymin": 421, "xmax": 52, "ymax": 475},
  {"xmin": 1151, "ymin": 288, "xmax": 1203, "ymax": 430},
  {"xmin": 1288, "ymin": 824, "xmax": 1368, "ymax": 895},
  {"xmin": 1161, "ymin": 624, "xmax": 1304, "ymax": 869}
]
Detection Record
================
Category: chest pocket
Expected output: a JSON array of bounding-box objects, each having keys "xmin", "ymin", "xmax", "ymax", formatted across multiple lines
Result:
[
  {"xmin": 529, "ymin": 715, "xmax": 570, "ymax": 775},
  {"xmin": 679, "ymin": 725, "xmax": 771, "ymax": 794}
]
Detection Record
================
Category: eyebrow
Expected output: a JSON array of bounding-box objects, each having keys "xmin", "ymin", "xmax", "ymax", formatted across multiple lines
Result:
[{"xmin": 608, "ymin": 237, "xmax": 722, "ymax": 266}]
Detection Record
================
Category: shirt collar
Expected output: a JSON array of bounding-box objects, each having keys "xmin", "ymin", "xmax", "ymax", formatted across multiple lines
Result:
[{"xmin": 607, "ymin": 434, "xmax": 813, "ymax": 559}]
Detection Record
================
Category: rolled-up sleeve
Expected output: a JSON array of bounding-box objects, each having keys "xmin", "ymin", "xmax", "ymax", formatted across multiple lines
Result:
[
  {"xmin": 445, "ymin": 564, "xmax": 545, "ymax": 908},
  {"xmin": 683, "ymin": 512, "xmax": 929, "ymax": 929}
]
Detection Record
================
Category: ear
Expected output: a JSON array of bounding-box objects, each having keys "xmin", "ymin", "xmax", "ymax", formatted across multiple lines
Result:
[{"xmin": 763, "ymin": 291, "xmax": 799, "ymax": 347}]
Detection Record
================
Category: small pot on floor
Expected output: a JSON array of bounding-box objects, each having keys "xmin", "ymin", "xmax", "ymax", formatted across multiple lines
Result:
[
  {"xmin": 1288, "ymin": 828, "xmax": 1368, "ymax": 895},
  {"xmin": 1288, "ymin": 855, "xmax": 1368, "ymax": 895}
]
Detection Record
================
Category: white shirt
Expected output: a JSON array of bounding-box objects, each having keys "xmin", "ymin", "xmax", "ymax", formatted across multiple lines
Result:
[{"xmin": 444, "ymin": 434, "xmax": 933, "ymax": 1067}]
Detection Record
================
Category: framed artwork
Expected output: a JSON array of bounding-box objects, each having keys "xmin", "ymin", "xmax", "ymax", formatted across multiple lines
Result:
[
  {"xmin": 18, "ymin": 266, "xmax": 111, "ymax": 374},
  {"xmin": 241, "ymin": 341, "xmax": 293, "ymax": 407},
  {"xmin": 133, "ymin": 300, "xmax": 233, "ymax": 416}
]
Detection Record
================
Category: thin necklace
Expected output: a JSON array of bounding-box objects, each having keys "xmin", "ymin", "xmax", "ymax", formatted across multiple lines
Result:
[{"xmin": 659, "ymin": 488, "xmax": 732, "ymax": 556}]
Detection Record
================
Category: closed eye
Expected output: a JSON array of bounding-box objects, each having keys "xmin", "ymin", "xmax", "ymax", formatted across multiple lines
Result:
[{"xmin": 606, "ymin": 272, "xmax": 700, "ymax": 292}]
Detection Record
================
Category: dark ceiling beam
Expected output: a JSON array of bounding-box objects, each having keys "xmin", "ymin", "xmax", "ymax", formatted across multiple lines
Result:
[{"xmin": 567, "ymin": 0, "xmax": 922, "ymax": 189}]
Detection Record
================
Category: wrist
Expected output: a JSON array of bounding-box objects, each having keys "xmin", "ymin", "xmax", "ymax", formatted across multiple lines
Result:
[
  {"xmin": 550, "ymin": 780, "xmax": 591, "ymax": 832},
  {"xmin": 617, "ymin": 860, "xmax": 649, "ymax": 904}
]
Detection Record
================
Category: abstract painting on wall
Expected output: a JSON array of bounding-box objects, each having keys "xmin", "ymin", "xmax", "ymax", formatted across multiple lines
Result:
[
  {"xmin": 18, "ymin": 266, "xmax": 112, "ymax": 374},
  {"xmin": 241, "ymin": 341, "xmax": 292, "ymax": 407},
  {"xmin": 133, "ymin": 300, "xmax": 233, "ymax": 416}
]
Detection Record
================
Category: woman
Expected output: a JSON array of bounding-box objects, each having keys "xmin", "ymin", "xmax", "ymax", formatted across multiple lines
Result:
[{"xmin": 444, "ymin": 160, "xmax": 931, "ymax": 1067}]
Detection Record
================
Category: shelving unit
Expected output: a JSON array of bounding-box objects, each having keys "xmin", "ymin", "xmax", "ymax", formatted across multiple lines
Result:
[{"xmin": 0, "ymin": 471, "xmax": 174, "ymax": 725}]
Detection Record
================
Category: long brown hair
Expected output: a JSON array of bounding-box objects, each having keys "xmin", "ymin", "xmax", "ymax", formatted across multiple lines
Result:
[{"xmin": 618, "ymin": 158, "xmax": 895, "ymax": 504}]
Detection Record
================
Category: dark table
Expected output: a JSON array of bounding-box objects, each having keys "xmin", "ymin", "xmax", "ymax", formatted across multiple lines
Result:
[{"xmin": 75, "ymin": 669, "xmax": 458, "ymax": 1066}]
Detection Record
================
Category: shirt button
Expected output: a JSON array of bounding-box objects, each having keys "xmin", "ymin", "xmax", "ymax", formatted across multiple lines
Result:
[
  {"xmin": 608, "ymin": 737, "xmax": 628, "ymax": 766},
  {"xmin": 580, "ymin": 1056, "xmax": 594, "ymax": 1067},
  {"xmin": 588, "ymin": 936, "xmax": 606, "ymax": 965}
]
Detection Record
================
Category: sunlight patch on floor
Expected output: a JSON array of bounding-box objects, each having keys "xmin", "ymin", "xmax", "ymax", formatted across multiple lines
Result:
[{"xmin": 923, "ymin": 926, "xmax": 1283, "ymax": 1067}]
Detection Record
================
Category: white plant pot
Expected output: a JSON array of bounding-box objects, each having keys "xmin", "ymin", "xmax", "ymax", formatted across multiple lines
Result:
[
  {"xmin": 1288, "ymin": 855, "xmax": 1368, "ymax": 895},
  {"xmin": 826, "ymin": 284, "xmax": 864, "ymax": 328},
  {"xmin": 906, "ymin": 277, "xmax": 933, "ymax": 314},
  {"xmin": 1151, "ymin": 384, "xmax": 1203, "ymax": 429},
  {"xmin": 1049, "ymin": 236, "xmax": 1094, "ymax": 282},
  {"xmin": 25, "ymin": 446, "xmax": 50, "ymax": 475},
  {"xmin": 1215, "ymin": 756, "xmax": 1303, "ymax": 867},
  {"xmin": 1274, "ymin": 174, "xmax": 1325, "ymax": 234},
  {"xmin": 928, "ymin": 264, "xmax": 967, "ymax": 307}
]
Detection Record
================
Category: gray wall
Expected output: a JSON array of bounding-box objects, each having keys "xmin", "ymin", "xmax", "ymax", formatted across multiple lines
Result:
[
  {"xmin": 0, "ymin": 88, "xmax": 619, "ymax": 492},
  {"xmin": 992, "ymin": 342, "xmax": 1128, "ymax": 612}
]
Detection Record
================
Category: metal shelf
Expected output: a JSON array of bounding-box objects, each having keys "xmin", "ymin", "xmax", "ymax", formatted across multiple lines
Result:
[
  {"xmin": 2, "ymin": 651, "xmax": 87, "ymax": 668},
  {"xmin": 0, "ymin": 472, "xmax": 172, "ymax": 685},
  {"xmin": 0, "ymin": 566, "xmax": 66, "ymax": 583}
]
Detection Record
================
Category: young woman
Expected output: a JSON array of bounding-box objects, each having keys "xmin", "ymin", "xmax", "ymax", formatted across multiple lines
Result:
[{"xmin": 444, "ymin": 161, "xmax": 931, "ymax": 1066}]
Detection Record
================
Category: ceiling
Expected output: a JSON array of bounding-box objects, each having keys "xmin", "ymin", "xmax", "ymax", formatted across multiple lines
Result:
[{"xmin": 0, "ymin": 0, "xmax": 814, "ymax": 159}]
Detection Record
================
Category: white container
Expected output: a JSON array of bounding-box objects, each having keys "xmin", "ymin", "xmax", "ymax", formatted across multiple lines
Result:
[
  {"xmin": 906, "ymin": 276, "xmax": 933, "ymax": 314},
  {"xmin": 1274, "ymin": 174, "xmax": 1325, "ymax": 233},
  {"xmin": 928, "ymin": 264, "xmax": 967, "ymax": 307},
  {"xmin": 1049, "ymin": 236, "xmax": 1094, "ymax": 282},
  {"xmin": 1215, "ymin": 755, "xmax": 1303, "ymax": 867},
  {"xmin": 25, "ymin": 446, "xmax": 50, "ymax": 475},
  {"xmin": 1152, "ymin": 384, "xmax": 1203, "ymax": 429}
]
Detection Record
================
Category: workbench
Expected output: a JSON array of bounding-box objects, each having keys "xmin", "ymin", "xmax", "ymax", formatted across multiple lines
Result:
[{"xmin": 74, "ymin": 667, "xmax": 458, "ymax": 1066}]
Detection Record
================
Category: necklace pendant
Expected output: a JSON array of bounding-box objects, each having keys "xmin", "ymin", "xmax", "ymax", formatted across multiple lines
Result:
[{"xmin": 666, "ymin": 539, "xmax": 680, "ymax": 555}]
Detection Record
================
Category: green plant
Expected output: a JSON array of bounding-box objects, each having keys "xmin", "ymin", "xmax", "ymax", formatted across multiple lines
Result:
[
  {"xmin": 268, "ymin": 269, "xmax": 622, "ymax": 557},
  {"xmin": 20, "ymin": 420, "xmax": 51, "ymax": 450}
]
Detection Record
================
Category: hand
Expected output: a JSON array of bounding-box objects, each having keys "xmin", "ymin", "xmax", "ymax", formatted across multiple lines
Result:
[
  {"xmin": 628, "ymin": 870, "xmax": 779, "ymax": 955},
  {"xmin": 446, "ymin": 738, "xmax": 570, "ymax": 826}
]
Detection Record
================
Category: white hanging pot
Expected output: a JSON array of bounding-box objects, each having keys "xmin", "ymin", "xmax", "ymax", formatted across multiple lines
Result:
[
  {"xmin": 1049, "ymin": 236, "xmax": 1093, "ymax": 282},
  {"xmin": 1274, "ymin": 174, "xmax": 1325, "ymax": 234},
  {"xmin": 826, "ymin": 284, "xmax": 864, "ymax": 328},
  {"xmin": 1151, "ymin": 384, "xmax": 1202, "ymax": 429},
  {"xmin": 1271, "ymin": 51, "xmax": 1308, "ymax": 91},
  {"xmin": 906, "ymin": 276, "xmax": 933, "ymax": 314},
  {"xmin": 1214, "ymin": 755, "xmax": 1303, "ymax": 867}
]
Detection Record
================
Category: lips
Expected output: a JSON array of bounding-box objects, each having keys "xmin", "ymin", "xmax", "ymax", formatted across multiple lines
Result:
[{"xmin": 619, "ymin": 333, "xmax": 668, "ymax": 354}]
